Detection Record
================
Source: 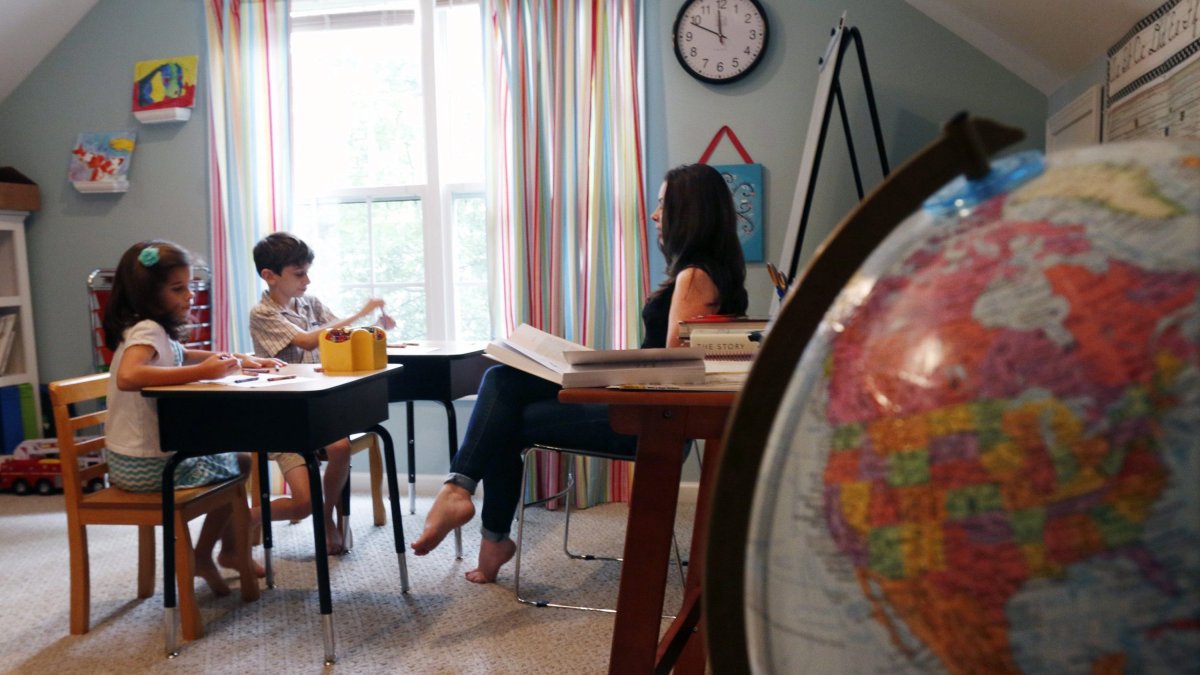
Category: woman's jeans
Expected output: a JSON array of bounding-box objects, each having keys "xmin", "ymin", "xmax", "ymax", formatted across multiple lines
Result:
[{"xmin": 446, "ymin": 365, "xmax": 636, "ymax": 540}]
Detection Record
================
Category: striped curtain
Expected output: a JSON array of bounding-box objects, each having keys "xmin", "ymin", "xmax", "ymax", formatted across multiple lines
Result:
[
  {"xmin": 484, "ymin": 0, "xmax": 647, "ymax": 506},
  {"xmin": 204, "ymin": 0, "xmax": 291, "ymax": 353}
]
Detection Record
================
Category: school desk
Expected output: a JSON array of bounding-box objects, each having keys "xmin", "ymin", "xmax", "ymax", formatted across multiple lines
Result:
[{"xmin": 145, "ymin": 363, "xmax": 404, "ymax": 664}]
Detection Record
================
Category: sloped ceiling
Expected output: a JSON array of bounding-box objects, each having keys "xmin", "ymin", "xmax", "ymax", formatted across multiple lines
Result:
[
  {"xmin": 0, "ymin": 0, "xmax": 1172, "ymax": 105},
  {"xmin": 906, "ymin": 0, "xmax": 1165, "ymax": 94},
  {"xmin": 0, "ymin": 0, "xmax": 101, "ymax": 106}
]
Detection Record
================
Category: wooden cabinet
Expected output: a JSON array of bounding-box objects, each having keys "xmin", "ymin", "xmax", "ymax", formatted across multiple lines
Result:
[{"xmin": 0, "ymin": 210, "xmax": 41, "ymax": 425}]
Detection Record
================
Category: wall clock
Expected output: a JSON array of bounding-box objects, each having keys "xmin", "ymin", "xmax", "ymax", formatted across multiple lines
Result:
[{"xmin": 672, "ymin": 0, "xmax": 769, "ymax": 85}]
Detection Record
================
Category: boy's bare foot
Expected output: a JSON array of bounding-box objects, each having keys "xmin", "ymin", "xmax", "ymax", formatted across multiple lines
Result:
[
  {"xmin": 325, "ymin": 522, "xmax": 345, "ymax": 556},
  {"xmin": 218, "ymin": 551, "xmax": 266, "ymax": 578},
  {"xmin": 195, "ymin": 559, "xmax": 231, "ymax": 596},
  {"xmin": 464, "ymin": 537, "xmax": 517, "ymax": 584},
  {"xmin": 412, "ymin": 483, "xmax": 475, "ymax": 555}
]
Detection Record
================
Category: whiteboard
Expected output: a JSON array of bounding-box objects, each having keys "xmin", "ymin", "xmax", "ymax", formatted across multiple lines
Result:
[{"xmin": 772, "ymin": 14, "xmax": 846, "ymax": 316}]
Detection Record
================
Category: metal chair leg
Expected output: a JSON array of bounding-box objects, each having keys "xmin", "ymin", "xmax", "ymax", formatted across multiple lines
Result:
[{"xmin": 513, "ymin": 444, "xmax": 682, "ymax": 616}]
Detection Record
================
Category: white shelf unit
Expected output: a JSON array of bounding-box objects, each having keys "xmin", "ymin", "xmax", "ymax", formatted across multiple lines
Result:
[{"xmin": 0, "ymin": 210, "xmax": 41, "ymax": 426}]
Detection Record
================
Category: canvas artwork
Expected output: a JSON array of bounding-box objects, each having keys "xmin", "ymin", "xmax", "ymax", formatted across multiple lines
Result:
[
  {"xmin": 68, "ymin": 132, "xmax": 136, "ymax": 190},
  {"xmin": 132, "ymin": 55, "xmax": 198, "ymax": 112},
  {"xmin": 716, "ymin": 163, "xmax": 765, "ymax": 263}
]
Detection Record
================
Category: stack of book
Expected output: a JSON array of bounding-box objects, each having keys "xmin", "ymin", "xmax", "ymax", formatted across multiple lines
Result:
[
  {"xmin": 681, "ymin": 315, "xmax": 771, "ymax": 390},
  {"xmin": 0, "ymin": 314, "xmax": 17, "ymax": 375},
  {"xmin": 484, "ymin": 323, "xmax": 707, "ymax": 388}
]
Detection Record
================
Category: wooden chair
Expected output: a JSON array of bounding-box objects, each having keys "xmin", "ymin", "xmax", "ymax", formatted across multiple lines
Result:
[
  {"xmin": 247, "ymin": 431, "xmax": 386, "ymax": 550},
  {"xmin": 50, "ymin": 372, "xmax": 259, "ymax": 640}
]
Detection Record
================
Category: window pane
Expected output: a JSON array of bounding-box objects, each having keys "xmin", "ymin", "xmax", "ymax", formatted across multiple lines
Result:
[
  {"xmin": 292, "ymin": 23, "xmax": 425, "ymax": 190},
  {"xmin": 381, "ymin": 287, "xmax": 427, "ymax": 339},
  {"xmin": 436, "ymin": 4, "xmax": 485, "ymax": 184},
  {"xmin": 452, "ymin": 194, "xmax": 490, "ymax": 338},
  {"xmin": 373, "ymin": 200, "xmax": 424, "ymax": 284}
]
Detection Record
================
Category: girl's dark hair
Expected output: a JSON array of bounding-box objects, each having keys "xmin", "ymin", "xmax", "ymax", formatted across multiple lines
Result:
[
  {"xmin": 651, "ymin": 163, "xmax": 748, "ymax": 314},
  {"xmin": 103, "ymin": 240, "xmax": 195, "ymax": 351}
]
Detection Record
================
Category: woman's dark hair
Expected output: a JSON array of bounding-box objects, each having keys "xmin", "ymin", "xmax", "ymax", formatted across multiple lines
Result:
[
  {"xmin": 103, "ymin": 240, "xmax": 195, "ymax": 351},
  {"xmin": 651, "ymin": 163, "xmax": 748, "ymax": 314}
]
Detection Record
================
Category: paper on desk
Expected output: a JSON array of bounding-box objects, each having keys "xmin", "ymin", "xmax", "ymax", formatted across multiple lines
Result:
[
  {"xmin": 387, "ymin": 345, "xmax": 438, "ymax": 354},
  {"xmin": 197, "ymin": 374, "xmax": 313, "ymax": 388}
]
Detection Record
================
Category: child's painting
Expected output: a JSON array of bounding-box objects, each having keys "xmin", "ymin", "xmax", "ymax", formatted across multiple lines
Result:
[
  {"xmin": 131, "ymin": 55, "xmax": 198, "ymax": 112},
  {"xmin": 68, "ymin": 132, "xmax": 136, "ymax": 185}
]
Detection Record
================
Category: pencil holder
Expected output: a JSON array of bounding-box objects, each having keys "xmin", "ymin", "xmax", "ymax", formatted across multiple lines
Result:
[
  {"xmin": 349, "ymin": 328, "xmax": 382, "ymax": 371},
  {"xmin": 319, "ymin": 328, "xmax": 355, "ymax": 373},
  {"xmin": 363, "ymin": 326, "xmax": 388, "ymax": 369}
]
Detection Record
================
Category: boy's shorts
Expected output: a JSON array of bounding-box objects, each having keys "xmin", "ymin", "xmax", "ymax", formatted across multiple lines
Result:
[{"xmin": 269, "ymin": 452, "xmax": 306, "ymax": 476}]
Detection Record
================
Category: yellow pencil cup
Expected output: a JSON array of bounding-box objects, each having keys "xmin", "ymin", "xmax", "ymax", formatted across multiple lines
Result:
[
  {"xmin": 319, "ymin": 328, "xmax": 355, "ymax": 373},
  {"xmin": 350, "ymin": 328, "xmax": 376, "ymax": 371},
  {"xmin": 364, "ymin": 326, "xmax": 388, "ymax": 369}
]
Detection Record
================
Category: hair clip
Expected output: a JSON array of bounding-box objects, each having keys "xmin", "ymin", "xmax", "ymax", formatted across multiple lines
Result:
[{"xmin": 138, "ymin": 246, "xmax": 160, "ymax": 267}]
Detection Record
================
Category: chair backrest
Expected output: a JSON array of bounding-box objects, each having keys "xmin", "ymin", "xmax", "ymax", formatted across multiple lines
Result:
[
  {"xmin": 49, "ymin": 373, "xmax": 110, "ymax": 514},
  {"xmin": 87, "ymin": 266, "xmax": 213, "ymax": 371}
]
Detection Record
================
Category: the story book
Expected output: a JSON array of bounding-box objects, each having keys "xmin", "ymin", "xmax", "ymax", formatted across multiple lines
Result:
[{"xmin": 483, "ymin": 323, "xmax": 706, "ymax": 388}]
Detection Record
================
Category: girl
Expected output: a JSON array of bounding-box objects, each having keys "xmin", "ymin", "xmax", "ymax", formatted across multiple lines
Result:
[
  {"xmin": 411, "ymin": 163, "xmax": 748, "ymax": 583},
  {"xmin": 103, "ymin": 239, "xmax": 276, "ymax": 594}
]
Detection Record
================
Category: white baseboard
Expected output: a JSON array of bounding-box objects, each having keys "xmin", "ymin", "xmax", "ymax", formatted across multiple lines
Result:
[{"xmin": 350, "ymin": 474, "xmax": 699, "ymax": 504}]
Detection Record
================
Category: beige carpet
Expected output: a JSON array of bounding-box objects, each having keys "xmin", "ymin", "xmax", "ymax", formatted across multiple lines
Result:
[{"xmin": 0, "ymin": 486, "xmax": 694, "ymax": 674}]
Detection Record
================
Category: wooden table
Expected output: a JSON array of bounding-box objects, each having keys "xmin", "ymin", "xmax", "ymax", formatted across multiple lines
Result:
[
  {"xmin": 557, "ymin": 387, "xmax": 734, "ymax": 674},
  {"xmin": 145, "ymin": 364, "xmax": 406, "ymax": 664}
]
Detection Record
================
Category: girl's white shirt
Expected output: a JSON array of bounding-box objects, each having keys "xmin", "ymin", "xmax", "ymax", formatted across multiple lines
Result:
[{"xmin": 104, "ymin": 320, "xmax": 184, "ymax": 458}]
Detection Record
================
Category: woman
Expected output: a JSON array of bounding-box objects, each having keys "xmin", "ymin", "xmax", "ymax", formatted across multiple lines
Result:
[{"xmin": 412, "ymin": 163, "xmax": 748, "ymax": 582}]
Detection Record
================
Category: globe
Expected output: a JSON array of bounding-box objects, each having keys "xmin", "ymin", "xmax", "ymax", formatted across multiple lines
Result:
[{"xmin": 745, "ymin": 139, "xmax": 1200, "ymax": 674}]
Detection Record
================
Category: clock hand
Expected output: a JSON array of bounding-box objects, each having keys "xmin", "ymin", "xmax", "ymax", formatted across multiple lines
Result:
[
  {"xmin": 717, "ymin": 11, "xmax": 725, "ymax": 44},
  {"xmin": 689, "ymin": 19, "xmax": 723, "ymax": 39}
]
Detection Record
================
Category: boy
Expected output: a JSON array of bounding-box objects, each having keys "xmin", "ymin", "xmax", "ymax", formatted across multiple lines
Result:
[{"xmin": 249, "ymin": 232, "xmax": 394, "ymax": 554}]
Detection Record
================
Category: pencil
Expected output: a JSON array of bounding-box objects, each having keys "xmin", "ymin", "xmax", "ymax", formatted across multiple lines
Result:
[
  {"xmin": 233, "ymin": 376, "xmax": 259, "ymax": 384},
  {"xmin": 267, "ymin": 375, "xmax": 297, "ymax": 381}
]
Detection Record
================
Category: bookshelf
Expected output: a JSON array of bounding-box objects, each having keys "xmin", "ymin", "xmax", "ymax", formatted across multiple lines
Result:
[{"xmin": 0, "ymin": 210, "xmax": 41, "ymax": 427}]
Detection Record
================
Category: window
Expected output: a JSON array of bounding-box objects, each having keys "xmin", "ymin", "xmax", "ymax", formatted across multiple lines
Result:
[{"xmin": 290, "ymin": 0, "xmax": 489, "ymax": 340}]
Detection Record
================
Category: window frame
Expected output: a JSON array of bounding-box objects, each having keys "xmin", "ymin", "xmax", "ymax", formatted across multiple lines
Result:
[{"xmin": 289, "ymin": 0, "xmax": 486, "ymax": 341}]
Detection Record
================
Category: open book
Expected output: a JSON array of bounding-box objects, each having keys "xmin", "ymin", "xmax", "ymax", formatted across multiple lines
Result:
[{"xmin": 484, "ymin": 324, "xmax": 706, "ymax": 388}]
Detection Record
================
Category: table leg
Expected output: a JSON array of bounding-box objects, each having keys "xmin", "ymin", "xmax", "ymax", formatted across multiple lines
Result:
[
  {"xmin": 442, "ymin": 399, "xmax": 463, "ymax": 560},
  {"xmin": 302, "ymin": 450, "xmax": 336, "ymax": 665},
  {"xmin": 161, "ymin": 453, "xmax": 182, "ymax": 658},
  {"xmin": 406, "ymin": 401, "xmax": 417, "ymax": 515},
  {"xmin": 606, "ymin": 405, "xmax": 687, "ymax": 674},
  {"xmin": 656, "ymin": 436, "xmax": 724, "ymax": 673},
  {"xmin": 257, "ymin": 452, "xmax": 275, "ymax": 588},
  {"xmin": 370, "ymin": 423, "xmax": 410, "ymax": 592}
]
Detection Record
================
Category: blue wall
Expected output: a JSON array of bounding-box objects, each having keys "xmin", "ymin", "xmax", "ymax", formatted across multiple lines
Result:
[{"xmin": 0, "ymin": 0, "xmax": 1047, "ymax": 475}]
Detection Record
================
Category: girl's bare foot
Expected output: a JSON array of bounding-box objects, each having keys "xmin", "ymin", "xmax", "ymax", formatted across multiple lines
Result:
[
  {"xmin": 464, "ymin": 537, "xmax": 516, "ymax": 584},
  {"xmin": 195, "ymin": 559, "xmax": 231, "ymax": 596},
  {"xmin": 412, "ymin": 483, "xmax": 475, "ymax": 555}
]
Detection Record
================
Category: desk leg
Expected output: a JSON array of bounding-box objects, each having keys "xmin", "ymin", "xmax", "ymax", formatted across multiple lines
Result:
[
  {"xmin": 302, "ymin": 450, "xmax": 336, "ymax": 665},
  {"xmin": 161, "ymin": 454, "xmax": 182, "ymax": 658},
  {"xmin": 370, "ymin": 423, "xmax": 410, "ymax": 592},
  {"xmin": 607, "ymin": 405, "xmax": 687, "ymax": 674},
  {"xmin": 257, "ymin": 452, "xmax": 275, "ymax": 588},
  {"xmin": 442, "ymin": 400, "xmax": 463, "ymax": 560},
  {"xmin": 406, "ymin": 401, "xmax": 417, "ymax": 515},
  {"xmin": 656, "ymin": 436, "xmax": 724, "ymax": 674}
]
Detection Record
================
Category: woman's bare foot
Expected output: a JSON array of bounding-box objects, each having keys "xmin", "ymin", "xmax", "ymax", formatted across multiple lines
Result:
[
  {"xmin": 218, "ymin": 551, "xmax": 266, "ymax": 578},
  {"xmin": 195, "ymin": 558, "xmax": 231, "ymax": 596},
  {"xmin": 464, "ymin": 537, "xmax": 517, "ymax": 584},
  {"xmin": 412, "ymin": 483, "xmax": 475, "ymax": 555}
]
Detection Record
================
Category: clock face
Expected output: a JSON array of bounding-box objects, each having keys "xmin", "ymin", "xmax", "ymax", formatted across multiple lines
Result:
[{"xmin": 673, "ymin": 0, "xmax": 769, "ymax": 84}]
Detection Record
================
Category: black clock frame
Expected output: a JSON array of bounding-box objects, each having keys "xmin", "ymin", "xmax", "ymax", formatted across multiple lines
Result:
[{"xmin": 672, "ymin": 0, "xmax": 770, "ymax": 85}]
